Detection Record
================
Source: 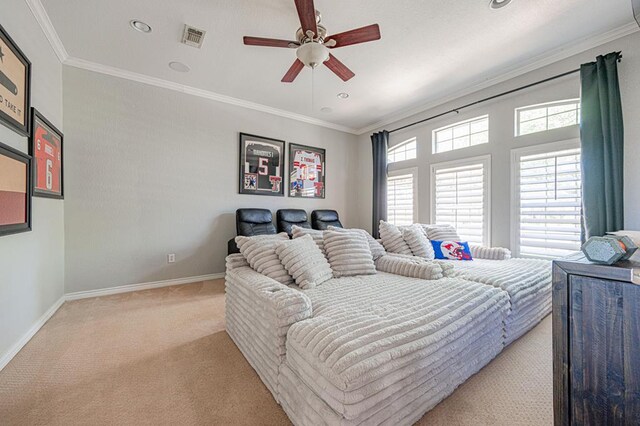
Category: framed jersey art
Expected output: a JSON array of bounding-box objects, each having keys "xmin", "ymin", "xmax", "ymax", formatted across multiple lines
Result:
[
  {"xmin": 29, "ymin": 108, "xmax": 64, "ymax": 199},
  {"xmin": 238, "ymin": 133, "xmax": 285, "ymax": 196},
  {"xmin": 289, "ymin": 143, "xmax": 325, "ymax": 199}
]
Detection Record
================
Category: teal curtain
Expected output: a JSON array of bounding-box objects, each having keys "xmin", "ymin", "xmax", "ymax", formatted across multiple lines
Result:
[
  {"xmin": 371, "ymin": 131, "xmax": 389, "ymax": 238},
  {"xmin": 580, "ymin": 52, "xmax": 624, "ymax": 240}
]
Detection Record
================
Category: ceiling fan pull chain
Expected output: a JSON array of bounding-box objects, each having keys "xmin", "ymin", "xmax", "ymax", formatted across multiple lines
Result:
[{"xmin": 311, "ymin": 67, "xmax": 315, "ymax": 112}]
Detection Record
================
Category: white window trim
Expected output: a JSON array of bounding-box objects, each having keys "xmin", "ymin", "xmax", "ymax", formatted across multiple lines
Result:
[
  {"xmin": 431, "ymin": 114, "xmax": 489, "ymax": 154},
  {"xmin": 388, "ymin": 167, "xmax": 418, "ymax": 226},
  {"xmin": 430, "ymin": 155, "xmax": 491, "ymax": 247},
  {"xmin": 510, "ymin": 139, "xmax": 581, "ymax": 258},
  {"xmin": 514, "ymin": 98, "xmax": 580, "ymax": 137}
]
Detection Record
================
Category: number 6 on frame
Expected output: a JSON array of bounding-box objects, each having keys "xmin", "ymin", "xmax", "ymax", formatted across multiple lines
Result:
[{"xmin": 29, "ymin": 108, "xmax": 64, "ymax": 199}]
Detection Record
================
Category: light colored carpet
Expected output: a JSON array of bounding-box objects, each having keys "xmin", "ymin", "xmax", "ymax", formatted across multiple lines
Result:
[{"xmin": 0, "ymin": 279, "xmax": 553, "ymax": 425}]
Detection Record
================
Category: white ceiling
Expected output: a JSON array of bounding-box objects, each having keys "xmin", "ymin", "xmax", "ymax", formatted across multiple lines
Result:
[{"xmin": 41, "ymin": 0, "xmax": 636, "ymax": 132}]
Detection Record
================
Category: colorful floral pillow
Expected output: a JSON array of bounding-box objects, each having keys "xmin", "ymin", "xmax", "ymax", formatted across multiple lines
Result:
[{"xmin": 431, "ymin": 241, "xmax": 473, "ymax": 261}]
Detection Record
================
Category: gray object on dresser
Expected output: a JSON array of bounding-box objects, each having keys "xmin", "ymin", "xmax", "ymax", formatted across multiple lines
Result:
[{"xmin": 552, "ymin": 253, "xmax": 640, "ymax": 426}]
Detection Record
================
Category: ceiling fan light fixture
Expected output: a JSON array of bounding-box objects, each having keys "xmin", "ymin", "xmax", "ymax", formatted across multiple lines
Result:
[
  {"xmin": 489, "ymin": 0, "xmax": 512, "ymax": 9},
  {"xmin": 296, "ymin": 42, "xmax": 330, "ymax": 68},
  {"xmin": 243, "ymin": 2, "xmax": 380, "ymax": 83}
]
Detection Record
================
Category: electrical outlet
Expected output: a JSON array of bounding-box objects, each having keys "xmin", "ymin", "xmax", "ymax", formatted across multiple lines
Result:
[{"xmin": 167, "ymin": 253, "xmax": 176, "ymax": 263}]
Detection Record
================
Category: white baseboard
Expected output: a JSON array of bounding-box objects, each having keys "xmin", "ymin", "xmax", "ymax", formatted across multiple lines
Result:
[
  {"xmin": 64, "ymin": 273, "xmax": 225, "ymax": 301},
  {"xmin": 0, "ymin": 296, "xmax": 65, "ymax": 371},
  {"xmin": 0, "ymin": 272, "xmax": 225, "ymax": 371}
]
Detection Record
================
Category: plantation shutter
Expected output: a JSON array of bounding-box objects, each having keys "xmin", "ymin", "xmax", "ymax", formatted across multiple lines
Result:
[
  {"xmin": 433, "ymin": 162, "xmax": 486, "ymax": 245},
  {"xmin": 387, "ymin": 174, "xmax": 414, "ymax": 226},
  {"xmin": 517, "ymin": 147, "xmax": 582, "ymax": 258}
]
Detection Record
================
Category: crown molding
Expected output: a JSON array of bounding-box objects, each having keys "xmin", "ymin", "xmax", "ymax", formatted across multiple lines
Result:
[
  {"xmin": 62, "ymin": 57, "xmax": 359, "ymax": 134},
  {"xmin": 25, "ymin": 0, "xmax": 359, "ymax": 134},
  {"xmin": 25, "ymin": 0, "xmax": 69, "ymax": 62},
  {"xmin": 355, "ymin": 22, "xmax": 640, "ymax": 135},
  {"xmin": 27, "ymin": 0, "xmax": 638, "ymax": 137}
]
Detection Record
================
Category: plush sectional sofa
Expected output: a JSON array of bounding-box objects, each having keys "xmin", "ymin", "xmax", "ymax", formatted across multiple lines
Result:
[{"xmin": 224, "ymin": 228, "xmax": 552, "ymax": 425}]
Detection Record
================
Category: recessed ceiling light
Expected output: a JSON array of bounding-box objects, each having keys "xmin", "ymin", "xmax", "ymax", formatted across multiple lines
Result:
[
  {"xmin": 337, "ymin": 92, "xmax": 349, "ymax": 99},
  {"xmin": 169, "ymin": 61, "xmax": 190, "ymax": 73},
  {"xmin": 320, "ymin": 107, "xmax": 333, "ymax": 113},
  {"xmin": 130, "ymin": 20, "xmax": 152, "ymax": 33},
  {"xmin": 489, "ymin": 0, "xmax": 512, "ymax": 9}
]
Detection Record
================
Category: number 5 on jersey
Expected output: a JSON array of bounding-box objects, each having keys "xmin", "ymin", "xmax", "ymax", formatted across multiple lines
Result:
[{"xmin": 258, "ymin": 157, "xmax": 269, "ymax": 175}]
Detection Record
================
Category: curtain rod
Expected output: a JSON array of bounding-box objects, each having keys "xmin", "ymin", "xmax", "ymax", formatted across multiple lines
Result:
[{"xmin": 388, "ymin": 52, "xmax": 623, "ymax": 134}]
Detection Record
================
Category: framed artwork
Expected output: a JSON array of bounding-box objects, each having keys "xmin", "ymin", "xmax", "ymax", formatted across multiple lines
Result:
[
  {"xmin": 0, "ymin": 141, "xmax": 31, "ymax": 237},
  {"xmin": 238, "ymin": 133, "xmax": 285, "ymax": 196},
  {"xmin": 0, "ymin": 24, "xmax": 31, "ymax": 136},
  {"xmin": 289, "ymin": 143, "xmax": 325, "ymax": 199},
  {"xmin": 29, "ymin": 108, "xmax": 64, "ymax": 199}
]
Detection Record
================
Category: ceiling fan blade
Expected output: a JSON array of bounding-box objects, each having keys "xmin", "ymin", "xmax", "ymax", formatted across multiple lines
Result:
[
  {"xmin": 324, "ymin": 54, "xmax": 355, "ymax": 82},
  {"xmin": 326, "ymin": 24, "xmax": 381, "ymax": 48},
  {"xmin": 282, "ymin": 59, "xmax": 305, "ymax": 83},
  {"xmin": 294, "ymin": 0, "xmax": 318, "ymax": 37},
  {"xmin": 243, "ymin": 36, "xmax": 299, "ymax": 48}
]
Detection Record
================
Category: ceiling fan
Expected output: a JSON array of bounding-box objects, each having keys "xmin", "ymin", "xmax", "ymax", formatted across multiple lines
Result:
[{"xmin": 243, "ymin": 0, "xmax": 381, "ymax": 83}]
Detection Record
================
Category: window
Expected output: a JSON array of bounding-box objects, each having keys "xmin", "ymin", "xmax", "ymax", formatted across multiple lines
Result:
[
  {"xmin": 431, "ymin": 156, "xmax": 490, "ymax": 246},
  {"xmin": 388, "ymin": 138, "xmax": 417, "ymax": 164},
  {"xmin": 387, "ymin": 169, "xmax": 417, "ymax": 226},
  {"xmin": 432, "ymin": 115, "xmax": 489, "ymax": 154},
  {"xmin": 511, "ymin": 141, "xmax": 581, "ymax": 258},
  {"xmin": 515, "ymin": 99, "xmax": 580, "ymax": 136}
]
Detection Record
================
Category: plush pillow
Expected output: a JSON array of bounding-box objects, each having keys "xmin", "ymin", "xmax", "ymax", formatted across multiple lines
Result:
[
  {"xmin": 431, "ymin": 240, "xmax": 473, "ymax": 261},
  {"xmin": 401, "ymin": 224, "xmax": 435, "ymax": 259},
  {"xmin": 323, "ymin": 230, "xmax": 376, "ymax": 277},
  {"xmin": 327, "ymin": 226, "xmax": 386, "ymax": 260},
  {"xmin": 423, "ymin": 224, "xmax": 461, "ymax": 241},
  {"xmin": 379, "ymin": 221, "xmax": 413, "ymax": 255},
  {"xmin": 235, "ymin": 233, "xmax": 294, "ymax": 285},
  {"xmin": 275, "ymin": 235, "xmax": 333, "ymax": 290},
  {"xmin": 291, "ymin": 225, "xmax": 325, "ymax": 254}
]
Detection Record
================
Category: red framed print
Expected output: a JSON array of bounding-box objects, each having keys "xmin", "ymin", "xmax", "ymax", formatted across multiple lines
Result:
[
  {"xmin": 0, "ymin": 23, "xmax": 31, "ymax": 136},
  {"xmin": 29, "ymin": 108, "xmax": 63, "ymax": 199},
  {"xmin": 0, "ymin": 141, "xmax": 31, "ymax": 237},
  {"xmin": 238, "ymin": 133, "xmax": 285, "ymax": 196}
]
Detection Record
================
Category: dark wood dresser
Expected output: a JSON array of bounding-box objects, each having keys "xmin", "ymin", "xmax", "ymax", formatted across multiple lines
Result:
[{"xmin": 552, "ymin": 253, "xmax": 640, "ymax": 426}]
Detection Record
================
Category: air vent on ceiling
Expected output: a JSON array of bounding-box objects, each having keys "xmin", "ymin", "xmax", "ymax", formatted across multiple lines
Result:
[{"xmin": 181, "ymin": 25, "xmax": 206, "ymax": 48}]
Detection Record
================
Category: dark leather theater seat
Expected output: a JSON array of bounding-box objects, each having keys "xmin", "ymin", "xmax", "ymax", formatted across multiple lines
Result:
[
  {"xmin": 228, "ymin": 208, "xmax": 276, "ymax": 254},
  {"xmin": 311, "ymin": 210, "xmax": 343, "ymax": 230},
  {"xmin": 277, "ymin": 209, "xmax": 311, "ymax": 237}
]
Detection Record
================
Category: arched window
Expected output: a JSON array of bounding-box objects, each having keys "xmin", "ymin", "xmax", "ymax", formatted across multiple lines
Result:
[
  {"xmin": 432, "ymin": 115, "xmax": 489, "ymax": 154},
  {"xmin": 387, "ymin": 138, "xmax": 417, "ymax": 164}
]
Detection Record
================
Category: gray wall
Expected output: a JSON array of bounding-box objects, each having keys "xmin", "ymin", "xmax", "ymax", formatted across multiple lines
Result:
[
  {"xmin": 354, "ymin": 31, "xmax": 640, "ymax": 246},
  {"xmin": 62, "ymin": 67, "xmax": 359, "ymax": 293},
  {"xmin": 0, "ymin": 0, "xmax": 64, "ymax": 362}
]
